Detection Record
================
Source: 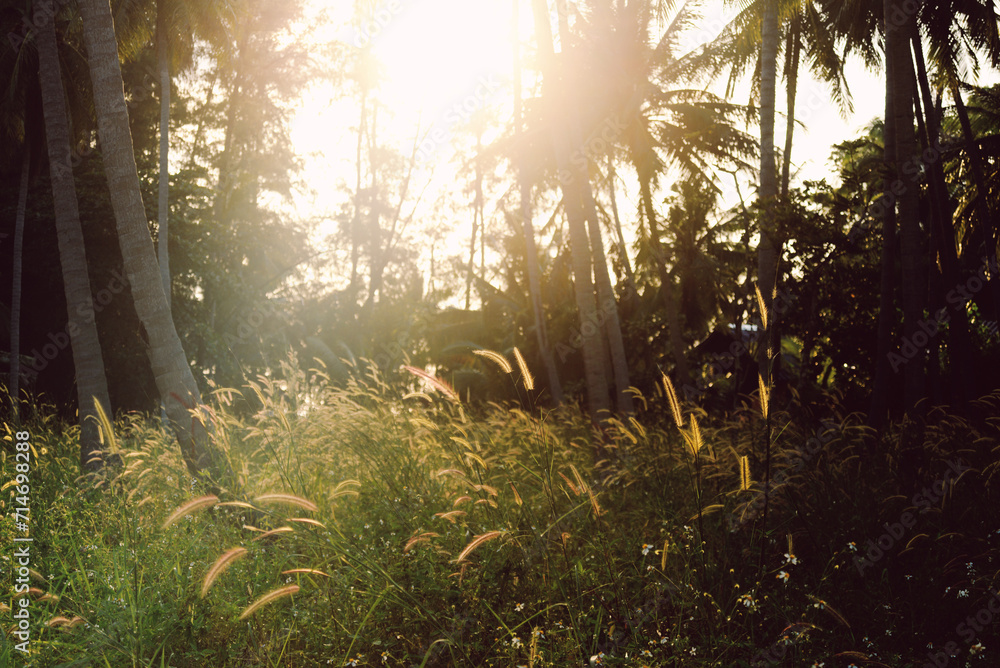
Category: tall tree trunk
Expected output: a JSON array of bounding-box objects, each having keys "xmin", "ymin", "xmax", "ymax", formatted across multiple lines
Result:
[
  {"xmin": 870, "ymin": 14, "xmax": 900, "ymax": 430},
  {"xmin": 606, "ymin": 153, "xmax": 636, "ymax": 294},
  {"xmin": 77, "ymin": 0, "xmax": 226, "ymax": 480},
  {"xmin": 639, "ymin": 178, "xmax": 691, "ymax": 388},
  {"xmin": 37, "ymin": 0, "xmax": 113, "ymax": 470},
  {"xmin": 156, "ymin": 0, "xmax": 171, "ymax": 318},
  {"xmin": 780, "ymin": 14, "xmax": 801, "ymax": 201},
  {"xmin": 911, "ymin": 33, "xmax": 976, "ymax": 404},
  {"xmin": 886, "ymin": 0, "xmax": 926, "ymax": 412},
  {"xmin": 532, "ymin": 0, "xmax": 611, "ymax": 418},
  {"xmin": 514, "ymin": 0, "xmax": 563, "ymax": 404},
  {"xmin": 8, "ymin": 152, "xmax": 29, "ymax": 421},
  {"xmin": 757, "ymin": 1, "xmax": 780, "ymax": 387},
  {"xmin": 351, "ymin": 88, "xmax": 366, "ymax": 298},
  {"xmin": 466, "ymin": 130, "xmax": 483, "ymax": 310},
  {"xmin": 581, "ymin": 180, "xmax": 634, "ymax": 414}
]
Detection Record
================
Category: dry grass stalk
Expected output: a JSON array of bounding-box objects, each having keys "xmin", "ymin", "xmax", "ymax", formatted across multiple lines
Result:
[
  {"xmin": 252, "ymin": 527, "xmax": 294, "ymax": 541},
  {"xmin": 454, "ymin": 530, "xmax": 504, "ymax": 563},
  {"xmin": 288, "ymin": 517, "xmax": 326, "ymax": 528},
  {"xmin": 473, "ymin": 349, "xmax": 513, "ymax": 374},
  {"xmin": 401, "ymin": 365, "xmax": 460, "ymax": 402},
  {"xmin": 661, "ymin": 373, "xmax": 684, "ymax": 427},
  {"xmin": 513, "ymin": 347, "xmax": 534, "ymax": 390},
  {"xmin": 754, "ymin": 283, "xmax": 768, "ymax": 330},
  {"xmin": 738, "ymin": 455, "xmax": 752, "ymax": 491},
  {"xmin": 162, "ymin": 495, "xmax": 220, "ymax": 529},
  {"xmin": 254, "ymin": 493, "xmax": 318, "ymax": 513},
  {"xmin": 758, "ymin": 374, "xmax": 770, "ymax": 418},
  {"xmin": 238, "ymin": 585, "xmax": 299, "ymax": 620},
  {"xmin": 281, "ymin": 568, "xmax": 330, "ymax": 578},
  {"xmin": 200, "ymin": 547, "xmax": 248, "ymax": 598},
  {"xmin": 404, "ymin": 532, "xmax": 441, "ymax": 552}
]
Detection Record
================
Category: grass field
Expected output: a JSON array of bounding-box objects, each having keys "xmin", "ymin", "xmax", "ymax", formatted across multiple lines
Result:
[{"xmin": 3, "ymin": 362, "xmax": 1000, "ymax": 667}]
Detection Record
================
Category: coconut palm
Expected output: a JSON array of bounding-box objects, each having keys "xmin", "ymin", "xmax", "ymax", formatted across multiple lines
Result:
[
  {"xmin": 77, "ymin": 0, "xmax": 227, "ymax": 480},
  {"xmin": 513, "ymin": 0, "xmax": 563, "ymax": 404},
  {"xmin": 35, "ymin": 0, "xmax": 114, "ymax": 469}
]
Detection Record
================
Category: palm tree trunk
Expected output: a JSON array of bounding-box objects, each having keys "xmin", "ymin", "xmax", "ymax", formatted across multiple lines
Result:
[
  {"xmin": 156, "ymin": 0, "xmax": 171, "ymax": 318},
  {"xmin": 639, "ymin": 178, "xmax": 691, "ymax": 387},
  {"xmin": 911, "ymin": 33, "xmax": 976, "ymax": 404},
  {"xmin": 37, "ymin": 0, "xmax": 113, "ymax": 471},
  {"xmin": 514, "ymin": 0, "xmax": 563, "ymax": 404},
  {"xmin": 757, "ymin": 1, "xmax": 780, "ymax": 387},
  {"xmin": 77, "ymin": 0, "xmax": 226, "ymax": 480},
  {"xmin": 606, "ymin": 153, "xmax": 636, "ymax": 294},
  {"xmin": 532, "ymin": 0, "xmax": 611, "ymax": 418},
  {"xmin": 780, "ymin": 14, "xmax": 801, "ymax": 201},
  {"xmin": 886, "ymin": 0, "xmax": 925, "ymax": 412},
  {"xmin": 870, "ymin": 16, "xmax": 900, "ymax": 430},
  {"xmin": 351, "ymin": 88, "xmax": 365, "ymax": 297},
  {"xmin": 466, "ymin": 131, "xmax": 482, "ymax": 310},
  {"xmin": 8, "ymin": 151, "xmax": 29, "ymax": 421},
  {"xmin": 581, "ymin": 180, "xmax": 634, "ymax": 414}
]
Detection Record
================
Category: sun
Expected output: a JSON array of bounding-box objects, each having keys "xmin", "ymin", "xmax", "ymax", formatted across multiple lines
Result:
[{"xmin": 354, "ymin": 0, "xmax": 516, "ymax": 123}]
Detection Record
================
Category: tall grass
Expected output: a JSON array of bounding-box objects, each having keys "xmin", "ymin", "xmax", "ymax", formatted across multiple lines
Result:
[{"xmin": 3, "ymin": 366, "xmax": 1000, "ymax": 666}]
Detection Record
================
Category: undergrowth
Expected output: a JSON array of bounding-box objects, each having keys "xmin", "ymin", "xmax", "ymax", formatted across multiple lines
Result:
[{"xmin": 2, "ymin": 360, "xmax": 1000, "ymax": 667}]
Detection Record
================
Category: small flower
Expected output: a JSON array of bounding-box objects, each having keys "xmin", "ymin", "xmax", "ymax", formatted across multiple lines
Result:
[
  {"xmin": 847, "ymin": 541, "xmax": 857, "ymax": 552},
  {"xmin": 777, "ymin": 570, "xmax": 790, "ymax": 583},
  {"xmin": 641, "ymin": 649, "xmax": 653, "ymax": 657},
  {"xmin": 783, "ymin": 552, "xmax": 799, "ymax": 565},
  {"xmin": 959, "ymin": 589, "xmax": 970, "ymax": 598},
  {"xmin": 642, "ymin": 543, "xmax": 653, "ymax": 556},
  {"xmin": 511, "ymin": 636, "xmax": 522, "ymax": 648},
  {"xmin": 811, "ymin": 663, "xmax": 825, "ymax": 668},
  {"xmin": 515, "ymin": 603, "xmax": 524, "ymax": 612},
  {"xmin": 970, "ymin": 642, "xmax": 985, "ymax": 656},
  {"xmin": 812, "ymin": 599, "xmax": 826, "ymax": 609}
]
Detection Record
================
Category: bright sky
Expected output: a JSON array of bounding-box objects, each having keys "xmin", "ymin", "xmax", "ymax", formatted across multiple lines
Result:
[{"xmin": 287, "ymin": 0, "xmax": 890, "ymax": 291}]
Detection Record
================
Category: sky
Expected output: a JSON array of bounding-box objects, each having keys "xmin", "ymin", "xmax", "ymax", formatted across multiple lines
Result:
[{"xmin": 286, "ymin": 0, "xmax": 890, "ymax": 291}]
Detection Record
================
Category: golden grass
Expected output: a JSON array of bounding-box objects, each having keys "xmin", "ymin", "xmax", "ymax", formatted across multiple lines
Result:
[
  {"xmin": 473, "ymin": 349, "xmax": 512, "ymax": 374},
  {"xmin": 661, "ymin": 373, "xmax": 684, "ymax": 428},
  {"xmin": 454, "ymin": 531, "xmax": 504, "ymax": 563},
  {"xmin": 758, "ymin": 374, "xmax": 770, "ymax": 418},
  {"xmin": 200, "ymin": 547, "xmax": 248, "ymax": 598},
  {"xmin": 403, "ymin": 532, "xmax": 441, "ymax": 552},
  {"xmin": 738, "ymin": 455, "xmax": 752, "ymax": 491},
  {"xmin": 281, "ymin": 568, "xmax": 330, "ymax": 578},
  {"xmin": 238, "ymin": 585, "xmax": 299, "ymax": 620},
  {"xmin": 162, "ymin": 495, "xmax": 220, "ymax": 529},
  {"xmin": 401, "ymin": 365, "xmax": 460, "ymax": 402},
  {"xmin": 513, "ymin": 347, "xmax": 534, "ymax": 390},
  {"xmin": 251, "ymin": 527, "xmax": 294, "ymax": 541},
  {"xmin": 253, "ymin": 493, "xmax": 318, "ymax": 513},
  {"xmin": 288, "ymin": 517, "xmax": 326, "ymax": 528}
]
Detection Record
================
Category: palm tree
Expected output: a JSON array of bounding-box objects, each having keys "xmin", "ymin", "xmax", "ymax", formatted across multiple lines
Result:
[
  {"xmin": 607, "ymin": 1, "xmax": 756, "ymax": 388},
  {"xmin": 77, "ymin": 0, "xmax": 226, "ymax": 480},
  {"xmin": 709, "ymin": 0, "xmax": 855, "ymax": 387},
  {"xmin": 513, "ymin": 0, "xmax": 563, "ymax": 404},
  {"xmin": 884, "ymin": 0, "xmax": 925, "ymax": 413},
  {"xmin": 531, "ymin": 0, "xmax": 613, "ymax": 418},
  {"xmin": 152, "ymin": 0, "xmax": 228, "ymax": 318},
  {"xmin": 36, "ymin": 0, "xmax": 114, "ymax": 469}
]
